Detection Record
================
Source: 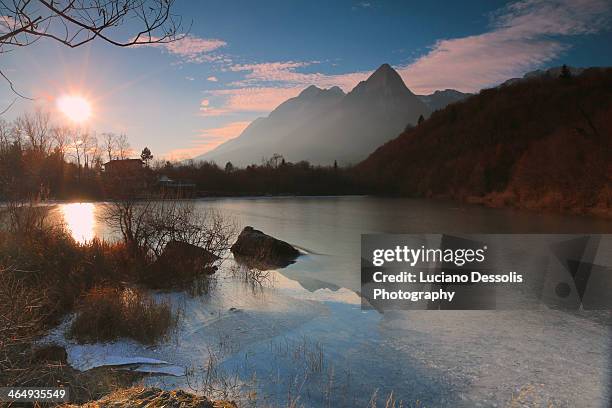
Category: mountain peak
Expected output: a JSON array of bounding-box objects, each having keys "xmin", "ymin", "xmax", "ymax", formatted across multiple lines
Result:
[
  {"xmin": 328, "ymin": 86, "xmax": 345, "ymax": 96},
  {"xmin": 298, "ymin": 85, "xmax": 346, "ymax": 99},
  {"xmin": 366, "ymin": 63, "xmax": 401, "ymax": 84},
  {"xmin": 349, "ymin": 63, "xmax": 414, "ymax": 97},
  {"xmin": 299, "ymin": 85, "xmax": 323, "ymax": 98},
  {"xmin": 376, "ymin": 63, "xmax": 394, "ymax": 73}
]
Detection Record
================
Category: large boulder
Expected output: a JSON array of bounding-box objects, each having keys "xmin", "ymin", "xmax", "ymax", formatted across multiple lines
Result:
[
  {"xmin": 147, "ymin": 240, "xmax": 219, "ymax": 289},
  {"xmin": 231, "ymin": 226, "xmax": 300, "ymax": 269}
]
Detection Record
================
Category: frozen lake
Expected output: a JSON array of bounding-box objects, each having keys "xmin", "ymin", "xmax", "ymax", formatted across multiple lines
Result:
[{"xmin": 48, "ymin": 196, "xmax": 612, "ymax": 407}]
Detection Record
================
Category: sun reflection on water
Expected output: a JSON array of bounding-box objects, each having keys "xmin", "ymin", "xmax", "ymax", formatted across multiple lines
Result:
[{"xmin": 60, "ymin": 203, "xmax": 96, "ymax": 244}]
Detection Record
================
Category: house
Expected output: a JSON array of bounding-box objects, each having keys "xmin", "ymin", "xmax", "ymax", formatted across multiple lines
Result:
[
  {"xmin": 103, "ymin": 159, "xmax": 144, "ymax": 176},
  {"xmin": 158, "ymin": 175, "xmax": 196, "ymax": 196},
  {"xmin": 102, "ymin": 159, "xmax": 147, "ymax": 195}
]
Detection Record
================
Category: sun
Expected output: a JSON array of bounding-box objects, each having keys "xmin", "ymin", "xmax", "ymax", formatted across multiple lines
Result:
[{"xmin": 57, "ymin": 95, "xmax": 92, "ymax": 123}]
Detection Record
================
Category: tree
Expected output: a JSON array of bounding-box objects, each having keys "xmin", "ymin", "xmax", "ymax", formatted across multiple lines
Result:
[
  {"xmin": 333, "ymin": 160, "xmax": 338, "ymax": 171},
  {"xmin": 0, "ymin": 118, "xmax": 13, "ymax": 151},
  {"xmin": 70, "ymin": 130, "xmax": 85, "ymax": 180},
  {"xmin": 267, "ymin": 153, "xmax": 284, "ymax": 168},
  {"xmin": 82, "ymin": 132, "xmax": 99, "ymax": 169},
  {"xmin": 224, "ymin": 161, "xmax": 234, "ymax": 172},
  {"xmin": 141, "ymin": 147, "xmax": 153, "ymax": 167},
  {"xmin": 1, "ymin": 1, "xmax": 185, "ymax": 113},
  {"xmin": 51, "ymin": 125, "xmax": 71, "ymax": 160},
  {"xmin": 418, "ymin": 114, "xmax": 425, "ymax": 125},
  {"xmin": 116, "ymin": 134, "xmax": 131, "ymax": 159},
  {"xmin": 102, "ymin": 133, "xmax": 117, "ymax": 162},
  {"xmin": 15, "ymin": 108, "xmax": 51, "ymax": 153},
  {"xmin": 560, "ymin": 64, "xmax": 572, "ymax": 79}
]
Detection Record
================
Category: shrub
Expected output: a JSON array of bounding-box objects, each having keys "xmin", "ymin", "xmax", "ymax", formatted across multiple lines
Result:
[
  {"xmin": 68, "ymin": 287, "xmax": 177, "ymax": 344},
  {"xmin": 0, "ymin": 204, "xmax": 157, "ymax": 392},
  {"xmin": 99, "ymin": 199, "xmax": 235, "ymax": 260}
]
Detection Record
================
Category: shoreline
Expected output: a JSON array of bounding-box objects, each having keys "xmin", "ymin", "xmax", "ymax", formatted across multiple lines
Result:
[{"xmin": 20, "ymin": 193, "xmax": 612, "ymax": 222}]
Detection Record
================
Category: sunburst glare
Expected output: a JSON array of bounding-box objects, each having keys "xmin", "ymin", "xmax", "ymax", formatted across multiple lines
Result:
[
  {"xmin": 60, "ymin": 203, "xmax": 95, "ymax": 244},
  {"xmin": 57, "ymin": 94, "xmax": 92, "ymax": 123}
]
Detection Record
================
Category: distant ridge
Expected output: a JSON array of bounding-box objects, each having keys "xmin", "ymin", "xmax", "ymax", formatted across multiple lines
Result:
[
  {"xmin": 499, "ymin": 65, "xmax": 598, "ymax": 87},
  {"xmin": 417, "ymin": 89, "xmax": 472, "ymax": 111},
  {"xmin": 196, "ymin": 64, "xmax": 434, "ymax": 166}
]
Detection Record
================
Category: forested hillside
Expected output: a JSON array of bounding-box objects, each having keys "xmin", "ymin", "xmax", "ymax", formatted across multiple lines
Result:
[{"xmin": 356, "ymin": 68, "xmax": 612, "ymax": 217}]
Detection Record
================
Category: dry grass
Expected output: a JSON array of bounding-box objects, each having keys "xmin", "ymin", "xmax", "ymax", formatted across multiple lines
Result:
[
  {"xmin": 0, "ymin": 203, "xmax": 234, "ymax": 405},
  {"xmin": 0, "ymin": 275, "xmax": 140, "ymax": 404},
  {"xmin": 23, "ymin": 363, "xmax": 142, "ymax": 406},
  {"xmin": 61, "ymin": 386, "xmax": 238, "ymax": 408},
  {"xmin": 68, "ymin": 287, "xmax": 177, "ymax": 344},
  {"xmin": 0, "ymin": 219, "xmax": 153, "ymax": 394}
]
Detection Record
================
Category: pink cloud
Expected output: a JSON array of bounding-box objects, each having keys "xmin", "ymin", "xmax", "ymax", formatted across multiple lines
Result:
[
  {"xmin": 201, "ymin": 64, "xmax": 371, "ymax": 116},
  {"xmin": 201, "ymin": 87, "xmax": 306, "ymax": 116},
  {"xmin": 217, "ymin": 0, "xmax": 610, "ymax": 98},
  {"xmin": 397, "ymin": 0, "xmax": 611, "ymax": 93},
  {"xmin": 230, "ymin": 61, "xmax": 312, "ymax": 82},
  {"xmin": 228, "ymin": 61, "xmax": 369, "ymax": 91},
  {"xmin": 165, "ymin": 121, "xmax": 251, "ymax": 160},
  {"xmin": 182, "ymin": 0, "xmax": 611, "ymax": 120},
  {"xmin": 398, "ymin": 36, "xmax": 565, "ymax": 93},
  {"xmin": 142, "ymin": 34, "xmax": 226, "ymax": 63}
]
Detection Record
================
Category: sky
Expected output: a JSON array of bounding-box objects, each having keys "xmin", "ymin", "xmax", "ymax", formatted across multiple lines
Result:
[{"xmin": 1, "ymin": 0, "xmax": 611, "ymax": 160}]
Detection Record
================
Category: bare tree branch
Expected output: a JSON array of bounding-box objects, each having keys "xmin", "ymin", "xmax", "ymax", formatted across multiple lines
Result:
[
  {"xmin": 0, "ymin": 0, "xmax": 187, "ymax": 112},
  {"xmin": 0, "ymin": 1, "xmax": 185, "ymax": 50}
]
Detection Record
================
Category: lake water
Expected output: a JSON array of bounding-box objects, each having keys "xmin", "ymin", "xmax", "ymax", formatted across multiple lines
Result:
[{"xmin": 50, "ymin": 197, "xmax": 612, "ymax": 407}]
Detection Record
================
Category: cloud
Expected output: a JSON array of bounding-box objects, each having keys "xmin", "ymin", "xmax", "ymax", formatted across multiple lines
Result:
[
  {"xmin": 201, "ymin": 62, "xmax": 370, "ymax": 116},
  {"xmin": 352, "ymin": 1, "xmax": 373, "ymax": 11},
  {"xmin": 200, "ymin": 87, "xmax": 305, "ymax": 116},
  {"xmin": 165, "ymin": 121, "xmax": 251, "ymax": 160},
  {"xmin": 397, "ymin": 0, "xmax": 612, "ymax": 93},
  {"xmin": 141, "ymin": 34, "xmax": 227, "ymax": 63},
  {"xmin": 229, "ymin": 61, "xmax": 313, "ymax": 82},
  {"xmin": 194, "ymin": 0, "xmax": 612, "ymax": 117},
  {"xmin": 228, "ymin": 61, "xmax": 369, "ymax": 90},
  {"xmin": 207, "ymin": 76, "xmax": 219, "ymax": 82}
]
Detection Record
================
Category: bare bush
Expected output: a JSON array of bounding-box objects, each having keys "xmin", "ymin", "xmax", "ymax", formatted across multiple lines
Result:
[
  {"xmin": 100, "ymin": 199, "xmax": 236, "ymax": 260},
  {"xmin": 0, "ymin": 267, "xmax": 47, "ymax": 386},
  {"xmin": 68, "ymin": 286, "xmax": 177, "ymax": 344}
]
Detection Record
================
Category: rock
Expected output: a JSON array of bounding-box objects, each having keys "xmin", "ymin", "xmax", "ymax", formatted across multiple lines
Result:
[
  {"xmin": 231, "ymin": 226, "xmax": 300, "ymax": 269},
  {"xmin": 63, "ymin": 386, "xmax": 237, "ymax": 408},
  {"xmin": 147, "ymin": 240, "xmax": 219, "ymax": 289},
  {"xmin": 32, "ymin": 344, "xmax": 68, "ymax": 364},
  {"xmin": 158, "ymin": 240, "xmax": 219, "ymax": 269}
]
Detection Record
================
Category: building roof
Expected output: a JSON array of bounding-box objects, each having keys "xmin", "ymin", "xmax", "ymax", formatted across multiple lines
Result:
[{"xmin": 103, "ymin": 158, "xmax": 143, "ymax": 166}]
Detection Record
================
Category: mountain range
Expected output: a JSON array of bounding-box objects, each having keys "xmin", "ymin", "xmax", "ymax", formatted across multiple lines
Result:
[{"xmin": 196, "ymin": 64, "xmax": 470, "ymax": 166}]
